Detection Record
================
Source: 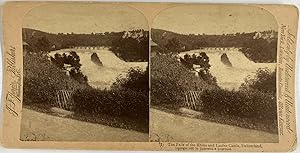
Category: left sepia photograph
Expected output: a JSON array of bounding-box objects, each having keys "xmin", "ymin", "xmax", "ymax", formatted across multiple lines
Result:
[{"xmin": 20, "ymin": 3, "xmax": 149, "ymax": 142}]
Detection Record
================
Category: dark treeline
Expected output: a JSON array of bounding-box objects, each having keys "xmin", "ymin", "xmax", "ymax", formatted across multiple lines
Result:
[
  {"xmin": 151, "ymin": 28, "xmax": 277, "ymax": 63},
  {"xmin": 111, "ymin": 35, "xmax": 149, "ymax": 62},
  {"xmin": 22, "ymin": 28, "xmax": 149, "ymax": 62}
]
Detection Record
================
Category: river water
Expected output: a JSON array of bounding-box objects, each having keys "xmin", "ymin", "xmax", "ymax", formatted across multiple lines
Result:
[
  {"xmin": 179, "ymin": 48, "xmax": 276, "ymax": 90},
  {"xmin": 49, "ymin": 47, "xmax": 148, "ymax": 89}
]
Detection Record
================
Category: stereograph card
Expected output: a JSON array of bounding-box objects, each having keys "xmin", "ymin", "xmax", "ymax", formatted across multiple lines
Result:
[{"xmin": 0, "ymin": 1, "xmax": 298, "ymax": 152}]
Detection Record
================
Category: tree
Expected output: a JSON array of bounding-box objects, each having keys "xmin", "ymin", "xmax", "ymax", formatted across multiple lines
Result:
[
  {"xmin": 165, "ymin": 38, "xmax": 181, "ymax": 52},
  {"xmin": 181, "ymin": 54, "xmax": 193, "ymax": 69},
  {"xmin": 69, "ymin": 69, "xmax": 88, "ymax": 83},
  {"xmin": 182, "ymin": 52, "xmax": 211, "ymax": 71},
  {"xmin": 180, "ymin": 52, "xmax": 216, "ymax": 85},
  {"xmin": 111, "ymin": 31, "xmax": 149, "ymax": 62},
  {"xmin": 51, "ymin": 52, "xmax": 88, "ymax": 84},
  {"xmin": 35, "ymin": 37, "xmax": 51, "ymax": 52},
  {"xmin": 241, "ymin": 68, "xmax": 276, "ymax": 95},
  {"xmin": 112, "ymin": 67, "xmax": 149, "ymax": 92},
  {"xmin": 195, "ymin": 52, "xmax": 211, "ymax": 71}
]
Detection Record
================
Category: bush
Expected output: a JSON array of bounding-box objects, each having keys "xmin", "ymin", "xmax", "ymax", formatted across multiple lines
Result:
[
  {"xmin": 200, "ymin": 88, "xmax": 277, "ymax": 122},
  {"xmin": 72, "ymin": 88, "xmax": 149, "ymax": 121},
  {"xmin": 72, "ymin": 65, "xmax": 149, "ymax": 128},
  {"xmin": 241, "ymin": 68, "xmax": 276, "ymax": 95},
  {"xmin": 151, "ymin": 77, "xmax": 185, "ymax": 106},
  {"xmin": 112, "ymin": 67, "xmax": 149, "ymax": 92},
  {"xmin": 165, "ymin": 38, "xmax": 182, "ymax": 52},
  {"xmin": 23, "ymin": 53, "xmax": 87, "ymax": 105}
]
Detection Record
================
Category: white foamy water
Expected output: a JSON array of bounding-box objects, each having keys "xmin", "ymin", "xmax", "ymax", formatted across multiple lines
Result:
[
  {"xmin": 49, "ymin": 47, "xmax": 148, "ymax": 89},
  {"xmin": 179, "ymin": 48, "xmax": 276, "ymax": 90}
]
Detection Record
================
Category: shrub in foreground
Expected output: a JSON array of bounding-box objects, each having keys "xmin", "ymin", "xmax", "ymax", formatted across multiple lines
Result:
[
  {"xmin": 151, "ymin": 77, "xmax": 185, "ymax": 106},
  {"xmin": 73, "ymin": 88, "xmax": 149, "ymax": 121},
  {"xmin": 112, "ymin": 67, "xmax": 149, "ymax": 92},
  {"xmin": 241, "ymin": 68, "xmax": 276, "ymax": 95},
  {"xmin": 24, "ymin": 53, "xmax": 85, "ymax": 105},
  {"xmin": 200, "ymin": 88, "xmax": 277, "ymax": 122}
]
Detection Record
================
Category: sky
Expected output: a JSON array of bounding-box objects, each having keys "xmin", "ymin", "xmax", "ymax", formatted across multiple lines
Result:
[
  {"xmin": 23, "ymin": 3, "xmax": 148, "ymax": 34},
  {"xmin": 152, "ymin": 5, "xmax": 278, "ymax": 35}
]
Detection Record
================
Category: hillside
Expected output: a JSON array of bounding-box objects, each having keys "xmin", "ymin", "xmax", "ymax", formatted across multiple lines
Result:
[
  {"xmin": 22, "ymin": 28, "xmax": 149, "ymax": 62},
  {"xmin": 151, "ymin": 29, "xmax": 278, "ymax": 62}
]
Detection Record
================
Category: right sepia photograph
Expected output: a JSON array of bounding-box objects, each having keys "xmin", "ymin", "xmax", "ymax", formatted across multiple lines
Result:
[{"xmin": 150, "ymin": 5, "xmax": 278, "ymax": 143}]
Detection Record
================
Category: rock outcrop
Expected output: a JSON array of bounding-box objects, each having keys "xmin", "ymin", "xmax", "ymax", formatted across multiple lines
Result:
[
  {"xmin": 91, "ymin": 53, "xmax": 103, "ymax": 66},
  {"xmin": 221, "ymin": 53, "xmax": 232, "ymax": 67}
]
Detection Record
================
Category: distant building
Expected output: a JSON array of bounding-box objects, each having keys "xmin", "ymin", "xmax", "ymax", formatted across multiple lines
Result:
[
  {"xmin": 151, "ymin": 39, "xmax": 158, "ymax": 47},
  {"xmin": 23, "ymin": 41, "xmax": 30, "ymax": 55},
  {"xmin": 150, "ymin": 39, "xmax": 159, "ymax": 57},
  {"xmin": 150, "ymin": 39, "xmax": 166, "ymax": 56}
]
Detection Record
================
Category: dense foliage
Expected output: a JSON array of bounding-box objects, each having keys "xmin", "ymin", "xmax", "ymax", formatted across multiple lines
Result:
[
  {"xmin": 241, "ymin": 68, "xmax": 276, "ymax": 95},
  {"xmin": 73, "ymin": 88, "xmax": 149, "ymax": 122},
  {"xmin": 180, "ymin": 53, "xmax": 217, "ymax": 85},
  {"xmin": 152, "ymin": 28, "xmax": 277, "ymax": 62},
  {"xmin": 23, "ymin": 53, "xmax": 87, "ymax": 105},
  {"xmin": 165, "ymin": 38, "xmax": 182, "ymax": 52},
  {"xmin": 181, "ymin": 53, "xmax": 210, "ymax": 70},
  {"xmin": 111, "ymin": 32, "xmax": 149, "ymax": 62},
  {"xmin": 23, "ymin": 28, "xmax": 149, "ymax": 62},
  {"xmin": 199, "ymin": 68, "xmax": 277, "ymax": 125},
  {"xmin": 35, "ymin": 36, "xmax": 52, "ymax": 52},
  {"xmin": 200, "ymin": 89, "xmax": 277, "ymax": 122},
  {"xmin": 112, "ymin": 67, "xmax": 149, "ymax": 92},
  {"xmin": 240, "ymin": 39, "xmax": 277, "ymax": 63},
  {"xmin": 50, "ymin": 51, "xmax": 88, "ymax": 84},
  {"xmin": 72, "ymin": 67, "xmax": 149, "ymax": 130},
  {"xmin": 151, "ymin": 55, "xmax": 217, "ymax": 106}
]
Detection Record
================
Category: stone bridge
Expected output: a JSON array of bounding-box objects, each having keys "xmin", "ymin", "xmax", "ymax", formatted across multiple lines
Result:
[
  {"xmin": 69, "ymin": 46, "xmax": 107, "ymax": 50},
  {"xmin": 199, "ymin": 47, "xmax": 241, "ymax": 51}
]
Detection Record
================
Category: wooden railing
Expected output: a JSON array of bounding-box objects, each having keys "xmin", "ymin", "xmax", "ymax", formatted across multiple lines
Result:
[
  {"xmin": 55, "ymin": 90, "xmax": 75, "ymax": 110},
  {"xmin": 184, "ymin": 90, "xmax": 202, "ymax": 110}
]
